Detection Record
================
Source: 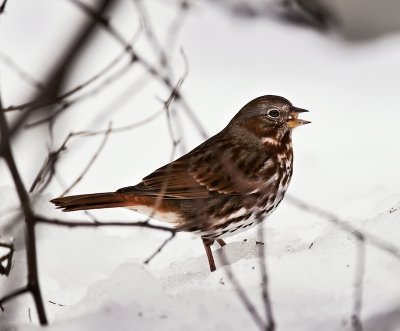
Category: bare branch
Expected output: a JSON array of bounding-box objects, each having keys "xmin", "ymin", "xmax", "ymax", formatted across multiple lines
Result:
[
  {"xmin": 36, "ymin": 216, "xmax": 175, "ymax": 233},
  {"xmin": 0, "ymin": 0, "xmax": 8, "ymax": 15},
  {"xmin": 0, "ymin": 91, "xmax": 47, "ymax": 324}
]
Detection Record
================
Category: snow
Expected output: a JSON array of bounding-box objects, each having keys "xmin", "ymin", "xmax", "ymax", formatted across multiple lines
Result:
[
  {"xmin": 2, "ymin": 189, "xmax": 400, "ymax": 330},
  {"xmin": 1, "ymin": 0, "xmax": 400, "ymax": 330}
]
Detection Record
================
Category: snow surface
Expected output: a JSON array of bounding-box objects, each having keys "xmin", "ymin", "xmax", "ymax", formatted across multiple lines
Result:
[{"xmin": 1, "ymin": 0, "xmax": 400, "ymax": 330}]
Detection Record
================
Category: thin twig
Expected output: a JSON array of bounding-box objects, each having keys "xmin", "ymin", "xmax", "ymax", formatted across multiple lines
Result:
[
  {"xmin": 83, "ymin": 211, "xmax": 100, "ymax": 223},
  {"xmin": 61, "ymin": 123, "xmax": 112, "ymax": 196},
  {"xmin": 257, "ymin": 225, "xmax": 275, "ymax": 331},
  {"xmin": 30, "ymin": 150, "xmax": 64, "ymax": 193},
  {"xmin": 351, "ymin": 234, "xmax": 365, "ymax": 331},
  {"xmin": 133, "ymin": 0, "xmax": 168, "ymax": 69},
  {"xmin": 0, "ymin": 51, "xmax": 45, "ymax": 90},
  {"xmin": 144, "ymin": 232, "xmax": 176, "ymax": 264},
  {"xmin": 0, "ymin": 287, "xmax": 30, "ymax": 312},
  {"xmin": 164, "ymin": 1, "xmax": 191, "ymax": 60},
  {"xmin": 219, "ymin": 249, "xmax": 266, "ymax": 330},
  {"xmin": 163, "ymin": 75, "xmax": 186, "ymax": 146}
]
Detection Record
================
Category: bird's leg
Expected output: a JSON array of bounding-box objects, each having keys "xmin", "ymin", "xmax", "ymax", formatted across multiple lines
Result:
[
  {"xmin": 202, "ymin": 239, "xmax": 216, "ymax": 272},
  {"xmin": 216, "ymin": 239, "xmax": 226, "ymax": 247}
]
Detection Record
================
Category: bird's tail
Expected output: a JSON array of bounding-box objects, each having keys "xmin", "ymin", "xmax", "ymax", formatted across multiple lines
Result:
[{"xmin": 50, "ymin": 192, "xmax": 134, "ymax": 212}]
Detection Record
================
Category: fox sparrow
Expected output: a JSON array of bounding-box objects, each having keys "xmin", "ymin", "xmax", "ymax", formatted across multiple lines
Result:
[{"xmin": 51, "ymin": 95, "xmax": 310, "ymax": 271}]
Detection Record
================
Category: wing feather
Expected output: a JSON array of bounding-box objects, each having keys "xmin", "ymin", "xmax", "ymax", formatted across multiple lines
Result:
[{"xmin": 117, "ymin": 131, "xmax": 267, "ymax": 199}]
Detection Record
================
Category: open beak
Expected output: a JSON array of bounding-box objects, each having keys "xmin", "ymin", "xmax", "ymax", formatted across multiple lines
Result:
[{"xmin": 287, "ymin": 106, "xmax": 311, "ymax": 128}]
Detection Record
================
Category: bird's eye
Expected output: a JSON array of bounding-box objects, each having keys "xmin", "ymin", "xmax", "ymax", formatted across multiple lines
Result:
[{"xmin": 267, "ymin": 109, "xmax": 280, "ymax": 118}]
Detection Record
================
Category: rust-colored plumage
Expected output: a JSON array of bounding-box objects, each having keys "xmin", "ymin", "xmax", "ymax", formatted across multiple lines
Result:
[{"xmin": 51, "ymin": 95, "xmax": 310, "ymax": 271}]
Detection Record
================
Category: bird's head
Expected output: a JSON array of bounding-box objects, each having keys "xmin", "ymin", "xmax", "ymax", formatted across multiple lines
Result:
[{"xmin": 230, "ymin": 95, "xmax": 310, "ymax": 141}]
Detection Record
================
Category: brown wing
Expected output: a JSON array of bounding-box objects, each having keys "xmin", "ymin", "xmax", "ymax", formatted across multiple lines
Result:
[{"xmin": 117, "ymin": 131, "xmax": 266, "ymax": 199}]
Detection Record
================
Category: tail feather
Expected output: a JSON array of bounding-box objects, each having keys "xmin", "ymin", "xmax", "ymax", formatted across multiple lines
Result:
[{"xmin": 50, "ymin": 192, "xmax": 135, "ymax": 212}]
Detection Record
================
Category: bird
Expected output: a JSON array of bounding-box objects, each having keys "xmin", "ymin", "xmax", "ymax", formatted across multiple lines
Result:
[{"xmin": 51, "ymin": 95, "xmax": 310, "ymax": 272}]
